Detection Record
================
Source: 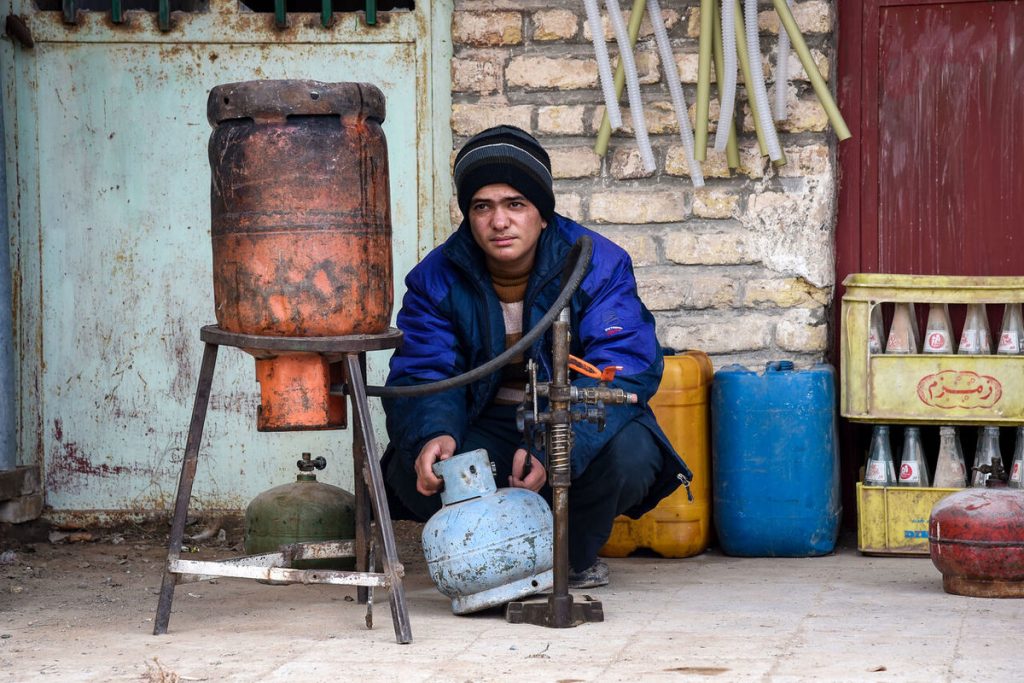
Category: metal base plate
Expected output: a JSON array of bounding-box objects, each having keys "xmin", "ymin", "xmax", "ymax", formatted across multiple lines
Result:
[{"xmin": 505, "ymin": 594, "xmax": 604, "ymax": 628}]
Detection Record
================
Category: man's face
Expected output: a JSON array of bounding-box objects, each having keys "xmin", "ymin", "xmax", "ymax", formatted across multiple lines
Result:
[{"xmin": 468, "ymin": 183, "xmax": 547, "ymax": 273}]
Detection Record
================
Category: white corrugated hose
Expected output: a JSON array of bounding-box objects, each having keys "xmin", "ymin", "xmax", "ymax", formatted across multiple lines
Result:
[
  {"xmin": 605, "ymin": 0, "xmax": 657, "ymax": 172},
  {"xmin": 647, "ymin": 0, "xmax": 704, "ymax": 186}
]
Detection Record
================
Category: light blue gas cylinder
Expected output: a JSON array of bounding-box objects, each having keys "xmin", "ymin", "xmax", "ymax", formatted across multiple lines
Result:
[
  {"xmin": 421, "ymin": 449, "xmax": 553, "ymax": 614},
  {"xmin": 711, "ymin": 361, "xmax": 841, "ymax": 557}
]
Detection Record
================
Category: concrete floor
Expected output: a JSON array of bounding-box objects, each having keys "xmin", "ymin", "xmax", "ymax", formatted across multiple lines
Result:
[{"xmin": 2, "ymin": 525, "xmax": 1022, "ymax": 682}]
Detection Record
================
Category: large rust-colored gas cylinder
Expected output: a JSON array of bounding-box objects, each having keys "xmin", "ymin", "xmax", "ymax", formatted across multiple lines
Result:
[
  {"xmin": 208, "ymin": 79, "xmax": 392, "ymax": 336},
  {"xmin": 207, "ymin": 80, "xmax": 393, "ymax": 430}
]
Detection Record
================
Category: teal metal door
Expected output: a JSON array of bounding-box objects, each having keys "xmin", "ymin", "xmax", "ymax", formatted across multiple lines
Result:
[{"xmin": 1, "ymin": 1, "xmax": 452, "ymax": 518}]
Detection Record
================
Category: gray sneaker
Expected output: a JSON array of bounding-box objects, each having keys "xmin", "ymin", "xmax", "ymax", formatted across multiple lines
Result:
[{"xmin": 568, "ymin": 558, "xmax": 609, "ymax": 589}]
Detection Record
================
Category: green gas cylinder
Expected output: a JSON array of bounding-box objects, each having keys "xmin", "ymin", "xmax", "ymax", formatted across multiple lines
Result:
[{"xmin": 244, "ymin": 452, "xmax": 356, "ymax": 569}]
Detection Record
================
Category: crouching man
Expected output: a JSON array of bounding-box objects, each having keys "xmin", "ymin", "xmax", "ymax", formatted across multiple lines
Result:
[{"xmin": 381, "ymin": 126, "xmax": 691, "ymax": 588}]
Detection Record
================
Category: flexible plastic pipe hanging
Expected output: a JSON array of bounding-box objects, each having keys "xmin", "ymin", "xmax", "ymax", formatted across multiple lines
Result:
[
  {"xmin": 694, "ymin": 0, "xmax": 714, "ymax": 161},
  {"xmin": 713, "ymin": 0, "xmax": 739, "ymax": 152},
  {"xmin": 743, "ymin": 0, "xmax": 783, "ymax": 161},
  {"xmin": 772, "ymin": 0, "xmax": 851, "ymax": 140},
  {"xmin": 773, "ymin": 0, "xmax": 791, "ymax": 121},
  {"xmin": 732, "ymin": 0, "xmax": 766, "ymax": 157},
  {"xmin": 594, "ymin": 0, "xmax": 646, "ymax": 157},
  {"xmin": 584, "ymin": 0, "xmax": 623, "ymax": 131},
  {"xmin": 710, "ymin": 0, "xmax": 741, "ymax": 169},
  {"xmin": 647, "ymin": 0, "xmax": 703, "ymax": 187},
  {"xmin": 605, "ymin": 0, "xmax": 657, "ymax": 172}
]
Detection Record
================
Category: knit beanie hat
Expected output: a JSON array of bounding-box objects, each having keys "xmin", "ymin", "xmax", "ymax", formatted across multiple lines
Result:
[{"xmin": 453, "ymin": 125, "xmax": 555, "ymax": 221}]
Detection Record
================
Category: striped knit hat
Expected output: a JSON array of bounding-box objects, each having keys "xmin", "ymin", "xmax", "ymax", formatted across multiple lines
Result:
[{"xmin": 453, "ymin": 125, "xmax": 555, "ymax": 221}]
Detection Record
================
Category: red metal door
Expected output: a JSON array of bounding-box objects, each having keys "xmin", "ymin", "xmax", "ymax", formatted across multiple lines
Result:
[
  {"xmin": 839, "ymin": 0, "xmax": 1023, "ymax": 280},
  {"xmin": 835, "ymin": 0, "xmax": 1024, "ymax": 523}
]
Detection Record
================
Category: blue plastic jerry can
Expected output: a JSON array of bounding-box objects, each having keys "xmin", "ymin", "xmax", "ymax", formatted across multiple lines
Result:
[{"xmin": 711, "ymin": 361, "xmax": 841, "ymax": 557}]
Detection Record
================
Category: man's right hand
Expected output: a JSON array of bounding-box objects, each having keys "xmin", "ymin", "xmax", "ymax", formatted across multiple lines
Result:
[{"xmin": 414, "ymin": 435, "xmax": 457, "ymax": 496}]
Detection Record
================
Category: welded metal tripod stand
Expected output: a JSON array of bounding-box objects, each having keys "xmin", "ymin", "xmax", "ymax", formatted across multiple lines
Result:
[{"xmin": 153, "ymin": 325, "xmax": 412, "ymax": 644}]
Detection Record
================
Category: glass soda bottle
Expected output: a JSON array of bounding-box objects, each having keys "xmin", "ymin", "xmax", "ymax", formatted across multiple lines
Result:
[
  {"xmin": 1009, "ymin": 426, "xmax": 1024, "ymax": 489},
  {"xmin": 864, "ymin": 425, "xmax": 897, "ymax": 486},
  {"xmin": 971, "ymin": 426, "xmax": 1002, "ymax": 487},
  {"xmin": 997, "ymin": 303, "xmax": 1024, "ymax": 354},
  {"xmin": 932, "ymin": 426, "xmax": 967, "ymax": 488},
  {"xmin": 922, "ymin": 303, "xmax": 954, "ymax": 354},
  {"xmin": 898, "ymin": 426, "xmax": 930, "ymax": 487},
  {"xmin": 868, "ymin": 304, "xmax": 885, "ymax": 354},
  {"xmin": 886, "ymin": 303, "xmax": 919, "ymax": 354},
  {"xmin": 959, "ymin": 303, "xmax": 992, "ymax": 355}
]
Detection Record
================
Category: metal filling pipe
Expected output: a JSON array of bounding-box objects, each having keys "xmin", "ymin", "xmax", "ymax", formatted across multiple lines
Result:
[
  {"xmin": 546, "ymin": 308, "xmax": 573, "ymax": 626},
  {"xmin": 0, "ymin": 96, "xmax": 16, "ymax": 472}
]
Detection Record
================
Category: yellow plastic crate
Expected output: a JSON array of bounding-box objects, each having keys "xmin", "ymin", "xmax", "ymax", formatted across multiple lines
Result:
[
  {"xmin": 841, "ymin": 274, "xmax": 1024, "ymax": 424},
  {"xmin": 856, "ymin": 482, "xmax": 959, "ymax": 555}
]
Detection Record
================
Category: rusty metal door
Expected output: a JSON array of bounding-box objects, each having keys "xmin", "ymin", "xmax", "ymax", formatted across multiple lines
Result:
[
  {"xmin": 838, "ymin": 0, "xmax": 1024, "ymax": 279},
  {"xmin": 1, "ymin": 1, "xmax": 452, "ymax": 518}
]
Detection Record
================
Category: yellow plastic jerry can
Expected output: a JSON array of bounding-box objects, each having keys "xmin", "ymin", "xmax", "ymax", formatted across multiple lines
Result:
[{"xmin": 599, "ymin": 350, "xmax": 713, "ymax": 558}]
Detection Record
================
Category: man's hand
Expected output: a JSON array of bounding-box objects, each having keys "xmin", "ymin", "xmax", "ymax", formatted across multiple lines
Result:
[
  {"xmin": 509, "ymin": 448, "xmax": 546, "ymax": 492},
  {"xmin": 414, "ymin": 435, "xmax": 457, "ymax": 496}
]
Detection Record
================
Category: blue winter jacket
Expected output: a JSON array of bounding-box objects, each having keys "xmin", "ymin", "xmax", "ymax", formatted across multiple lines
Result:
[{"xmin": 383, "ymin": 213, "xmax": 692, "ymax": 517}]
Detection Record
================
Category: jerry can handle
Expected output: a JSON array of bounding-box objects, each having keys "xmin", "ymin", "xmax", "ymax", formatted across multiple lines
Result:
[{"xmin": 765, "ymin": 360, "xmax": 795, "ymax": 373}]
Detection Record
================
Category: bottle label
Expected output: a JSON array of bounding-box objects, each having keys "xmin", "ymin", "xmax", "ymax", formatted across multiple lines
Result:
[
  {"xmin": 998, "ymin": 331, "xmax": 1020, "ymax": 353},
  {"xmin": 960, "ymin": 331, "xmax": 977, "ymax": 352},
  {"xmin": 926, "ymin": 330, "xmax": 950, "ymax": 352},
  {"xmin": 865, "ymin": 461, "xmax": 886, "ymax": 483},
  {"xmin": 886, "ymin": 331, "xmax": 910, "ymax": 353},
  {"xmin": 868, "ymin": 331, "xmax": 881, "ymax": 354},
  {"xmin": 1012, "ymin": 462, "xmax": 1022, "ymax": 484},
  {"xmin": 899, "ymin": 461, "xmax": 920, "ymax": 483}
]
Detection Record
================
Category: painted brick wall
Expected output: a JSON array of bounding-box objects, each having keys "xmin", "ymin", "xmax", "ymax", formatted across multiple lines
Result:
[{"xmin": 450, "ymin": 0, "xmax": 838, "ymax": 368}]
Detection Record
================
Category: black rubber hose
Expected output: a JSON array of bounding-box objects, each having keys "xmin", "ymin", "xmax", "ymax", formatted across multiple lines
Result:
[{"xmin": 363, "ymin": 235, "xmax": 594, "ymax": 398}]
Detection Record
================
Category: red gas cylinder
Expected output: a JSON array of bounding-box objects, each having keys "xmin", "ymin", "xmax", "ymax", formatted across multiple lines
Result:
[
  {"xmin": 207, "ymin": 80, "xmax": 393, "ymax": 431},
  {"xmin": 929, "ymin": 478, "xmax": 1024, "ymax": 598}
]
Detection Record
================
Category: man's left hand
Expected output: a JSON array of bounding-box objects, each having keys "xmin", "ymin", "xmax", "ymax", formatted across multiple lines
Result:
[{"xmin": 509, "ymin": 448, "xmax": 546, "ymax": 492}]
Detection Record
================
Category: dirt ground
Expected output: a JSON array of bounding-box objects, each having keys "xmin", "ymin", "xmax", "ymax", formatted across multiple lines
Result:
[
  {"xmin": 0, "ymin": 516, "xmax": 430, "ymax": 682},
  {"xmin": 4, "ymin": 517, "xmax": 1024, "ymax": 682}
]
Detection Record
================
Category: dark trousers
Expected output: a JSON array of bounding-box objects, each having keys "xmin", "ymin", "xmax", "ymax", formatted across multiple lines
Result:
[{"xmin": 384, "ymin": 403, "xmax": 663, "ymax": 572}]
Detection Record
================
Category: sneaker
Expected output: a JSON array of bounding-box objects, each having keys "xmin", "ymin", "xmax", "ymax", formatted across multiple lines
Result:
[{"xmin": 568, "ymin": 558, "xmax": 609, "ymax": 589}]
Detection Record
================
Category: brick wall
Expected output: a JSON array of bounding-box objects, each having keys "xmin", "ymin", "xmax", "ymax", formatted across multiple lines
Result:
[{"xmin": 450, "ymin": 0, "xmax": 838, "ymax": 368}]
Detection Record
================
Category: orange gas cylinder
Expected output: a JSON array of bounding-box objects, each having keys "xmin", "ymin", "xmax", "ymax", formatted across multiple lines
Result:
[
  {"xmin": 599, "ymin": 350, "xmax": 713, "ymax": 558},
  {"xmin": 207, "ymin": 80, "xmax": 393, "ymax": 430}
]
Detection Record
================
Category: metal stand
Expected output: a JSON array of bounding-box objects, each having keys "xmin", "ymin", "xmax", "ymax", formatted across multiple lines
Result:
[
  {"xmin": 506, "ymin": 308, "xmax": 633, "ymax": 628},
  {"xmin": 153, "ymin": 325, "xmax": 412, "ymax": 644}
]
